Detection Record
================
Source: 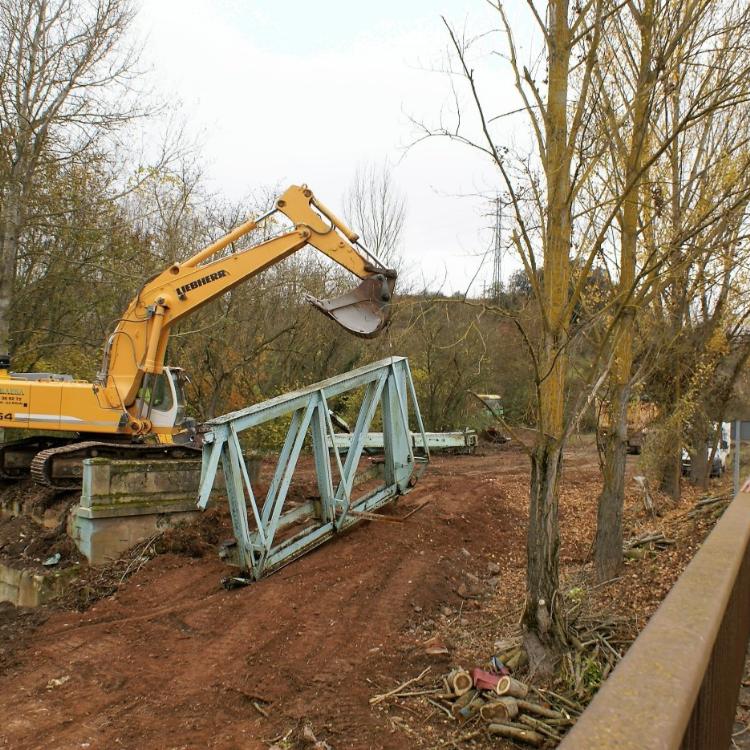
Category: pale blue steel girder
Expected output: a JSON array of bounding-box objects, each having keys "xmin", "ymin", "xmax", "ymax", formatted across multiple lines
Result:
[{"xmin": 196, "ymin": 357, "xmax": 428, "ymax": 579}]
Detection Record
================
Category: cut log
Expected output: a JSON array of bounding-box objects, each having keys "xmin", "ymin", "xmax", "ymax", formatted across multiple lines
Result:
[
  {"xmin": 519, "ymin": 714, "xmax": 563, "ymax": 740},
  {"xmin": 487, "ymin": 720, "xmax": 530, "ymax": 731},
  {"xmin": 487, "ymin": 723, "xmax": 544, "ymax": 746},
  {"xmin": 516, "ymin": 699, "xmax": 564, "ymax": 720},
  {"xmin": 451, "ymin": 688, "xmax": 478, "ymax": 716},
  {"xmin": 480, "ymin": 697, "xmax": 519, "ymax": 722},
  {"xmin": 493, "ymin": 637, "xmax": 521, "ymax": 653},
  {"xmin": 505, "ymin": 648, "xmax": 528, "ymax": 671},
  {"xmin": 496, "ymin": 676, "xmax": 529, "ymax": 698},
  {"xmin": 448, "ymin": 669, "xmax": 473, "ymax": 696},
  {"xmin": 369, "ymin": 666, "xmax": 430, "ymax": 705}
]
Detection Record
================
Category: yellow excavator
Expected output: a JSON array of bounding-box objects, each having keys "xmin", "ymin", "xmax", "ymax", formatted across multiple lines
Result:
[{"xmin": 0, "ymin": 185, "xmax": 396, "ymax": 487}]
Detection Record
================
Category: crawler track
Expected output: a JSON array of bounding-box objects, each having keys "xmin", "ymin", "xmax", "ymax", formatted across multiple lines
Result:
[{"xmin": 0, "ymin": 435, "xmax": 72, "ymax": 480}]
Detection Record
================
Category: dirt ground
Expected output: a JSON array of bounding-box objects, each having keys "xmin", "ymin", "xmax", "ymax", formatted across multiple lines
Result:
[{"xmin": 0, "ymin": 439, "xmax": 735, "ymax": 750}]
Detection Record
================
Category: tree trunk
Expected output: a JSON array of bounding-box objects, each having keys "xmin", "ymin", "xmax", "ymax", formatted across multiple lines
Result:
[
  {"xmin": 688, "ymin": 420, "xmax": 710, "ymax": 487},
  {"xmin": 0, "ymin": 183, "xmax": 22, "ymax": 355},
  {"xmin": 525, "ymin": 436, "xmax": 563, "ymax": 647},
  {"xmin": 595, "ymin": 381, "xmax": 630, "ymax": 581},
  {"xmin": 521, "ymin": 0, "xmax": 571, "ymax": 651},
  {"xmin": 594, "ymin": 0, "xmax": 653, "ymax": 583},
  {"xmin": 661, "ymin": 444, "xmax": 682, "ymax": 500}
]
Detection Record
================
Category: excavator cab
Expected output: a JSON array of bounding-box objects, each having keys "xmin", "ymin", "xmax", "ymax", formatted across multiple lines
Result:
[{"xmin": 136, "ymin": 368, "xmax": 188, "ymax": 428}]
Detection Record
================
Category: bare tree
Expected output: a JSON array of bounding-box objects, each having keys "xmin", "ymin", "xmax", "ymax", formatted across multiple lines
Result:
[
  {"xmin": 592, "ymin": 0, "xmax": 750, "ymax": 580},
  {"xmin": 0, "ymin": 0, "xmax": 142, "ymax": 355},
  {"xmin": 343, "ymin": 162, "xmax": 405, "ymax": 268},
  {"xmin": 419, "ymin": 1, "xmax": 623, "ymax": 665},
  {"xmin": 419, "ymin": 0, "xmax": 750, "ymax": 663}
]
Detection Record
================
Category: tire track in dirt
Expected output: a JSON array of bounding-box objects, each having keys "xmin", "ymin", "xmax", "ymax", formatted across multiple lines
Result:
[{"xmin": 0, "ymin": 450, "xmax": 533, "ymax": 750}]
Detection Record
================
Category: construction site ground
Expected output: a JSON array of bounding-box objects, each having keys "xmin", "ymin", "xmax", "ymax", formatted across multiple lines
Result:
[{"xmin": 0, "ymin": 437, "xmax": 737, "ymax": 750}]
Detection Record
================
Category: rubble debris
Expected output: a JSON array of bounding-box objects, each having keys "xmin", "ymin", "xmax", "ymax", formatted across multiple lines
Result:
[
  {"xmin": 301, "ymin": 724, "xmax": 332, "ymax": 749},
  {"xmin": 493, "ymin": 636, "xmax": 522, "ymax": 653},
  {"xmin": 46, "ymin": 675, "xmax": 70, "ymax": 689},
  {"xmin": 423, "ymin": 635, "xmax": 449, "ymax": 655},
  {"xmin": 221, "ymin": 576, "xmax": 252, "ymax": 590},
  {"xmin": 42, "ymin": 552, "xmax": 61, "ymax": 566}
]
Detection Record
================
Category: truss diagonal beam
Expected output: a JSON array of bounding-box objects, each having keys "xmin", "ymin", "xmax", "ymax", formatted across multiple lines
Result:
[{"xmin": 197, "ymin": 357, "xmax": 428, "ymax": 579}]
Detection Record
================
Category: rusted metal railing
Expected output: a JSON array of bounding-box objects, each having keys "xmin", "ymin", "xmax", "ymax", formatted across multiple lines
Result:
[{"xmin": 559, "ymin": 492, "xmax": 750, "ymax": 749}]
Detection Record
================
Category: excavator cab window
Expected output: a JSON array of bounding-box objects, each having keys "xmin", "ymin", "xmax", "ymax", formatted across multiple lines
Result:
[
  {"xmin": 137, "ymin": 373, "xmax": 172, "ymax": 413},
  {"xmin": 150, "ymin": 373, "xmax": 173, "ymax": 411},
  {"xmin": 136, "ymin": 370, "xmax": 186, "ymax": 428}
]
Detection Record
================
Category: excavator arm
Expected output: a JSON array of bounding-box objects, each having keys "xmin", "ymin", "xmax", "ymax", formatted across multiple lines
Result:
[{"xmin": 99, "ymin": 185, "xmax": 396, "ymax": 408}]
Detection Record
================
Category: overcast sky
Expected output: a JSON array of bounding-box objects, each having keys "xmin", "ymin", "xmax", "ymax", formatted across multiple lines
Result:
[{"xmin": 135, "ymin": 0, "xmax": 531, "ymax": 293}]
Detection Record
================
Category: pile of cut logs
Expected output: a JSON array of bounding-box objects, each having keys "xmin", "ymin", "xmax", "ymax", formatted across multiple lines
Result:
[{"xmin": 439, "ymin": 667, "xmax": 577, "ymax": 746}]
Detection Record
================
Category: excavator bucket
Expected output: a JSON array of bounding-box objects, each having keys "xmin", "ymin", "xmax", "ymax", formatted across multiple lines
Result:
[{"xmin": 306, "ymin": 273, "xmax": 396, "ymax": 339}]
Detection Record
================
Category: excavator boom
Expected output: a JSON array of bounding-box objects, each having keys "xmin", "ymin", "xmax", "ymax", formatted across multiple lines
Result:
[
  {"xmin": 0, "ymin": 183, "xmax": 398, "ymax": 486},
  {"xmin": 97, "ymin": 184, "xmax": 397, "ymax": 413}
]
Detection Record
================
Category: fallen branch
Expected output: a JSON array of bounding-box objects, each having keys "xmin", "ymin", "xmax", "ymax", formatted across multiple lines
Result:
[
  {"xmin": 516, "ymin": 699, "xmax": 564, "ymax": 720},
  {"xmin": 426, "ymin": 697, "xmax": 455, "ymax": 720},
  {"xmin": 487, "ymin": 723, "xmax": 543, "ymax": 746},
  {"xmin": 348, "ymin": 510, "xmax": 403, "ymax": 524},
  {"xmin": 519, "ymin": 714, "xmax": 563, "ymax": 740},
  {"xmin": 531, "ymin": 687, "xmax": 583, "ymax": 715},
  {"xmin": 623, "ymin": 530, "xmax": 675, "ymax": 559},
  {"xmin": 687, "ymin": 493, "xmax": 732, "ymax": 518},
  {"xmin": 392, "ymin": 688, "xmax": 441, "ymax": 698},
  {"xmin": 370, "ymin": 667, "xmax": 431, "ymax": 705}
]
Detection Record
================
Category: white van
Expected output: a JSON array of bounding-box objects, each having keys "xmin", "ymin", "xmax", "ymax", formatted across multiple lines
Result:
[{"xmin": 681, "ymin": 422, "xmax": 731, "ymax": 478}]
